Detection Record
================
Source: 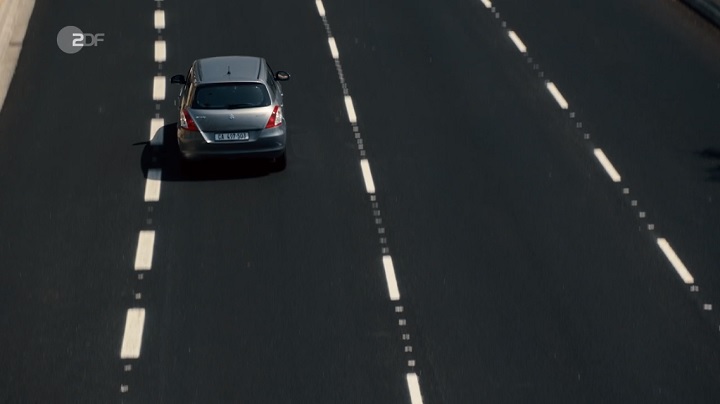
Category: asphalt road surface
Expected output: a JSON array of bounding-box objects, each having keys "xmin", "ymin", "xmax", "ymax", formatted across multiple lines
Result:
[{"xmin": 1, "ymin": 0, "xmax": 720, "ymax": 402}]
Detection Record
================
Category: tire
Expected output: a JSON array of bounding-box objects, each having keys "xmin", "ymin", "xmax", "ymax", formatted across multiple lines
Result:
[
  {"xmin": 270, "ymin": 152, "xmax": 286, "ymax": 172},
  {"xmin": 179, "ymin": 155, "xmax": 195, "ymax": 174}
]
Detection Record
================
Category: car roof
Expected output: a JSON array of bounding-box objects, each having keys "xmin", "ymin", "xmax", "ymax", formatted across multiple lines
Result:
[{"xmin": 194, "ymin": 56, "xmax": 266, "ymax": 84}]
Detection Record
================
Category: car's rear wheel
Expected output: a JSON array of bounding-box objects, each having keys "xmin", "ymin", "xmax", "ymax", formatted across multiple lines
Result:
[
  {"xmin": 270, "ymin": 152, "xmax": 286, "ymax": 172},
  {"xmin": 179, "ymin": 155, "xmax": 196, "ymax": 174}
]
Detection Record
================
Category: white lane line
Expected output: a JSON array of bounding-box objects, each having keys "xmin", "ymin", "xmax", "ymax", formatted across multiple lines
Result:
[
  {"xmin": 134, "ymin": 231, "xmax": 156, "ymax": 271},
  {"xmin": 154, "ymin": 10, "xmax": 165, "ymax": 29},
  {"xmin": 507, "ymin": 30, "xmax": 527, "ymax": 53},
  {"xmin": 406, "ymin": 373, "xmax": 424, "ymax": 404},
  {"xmin": 360, "ymin": 159, "xmax": 376, "ymax": 194},
  {"xmin": 657, "ymin": 238, "xmax": 695, "ymax": 284},
  {"xmin": 328, "ymin": 37, "xmax": 340, "ymax": 59},
  {"xmin": 545, "ymin": 82, "xmax": 568, "ymax": 109},
  {"xmin": 120, "ymin": 308, "xmax": 146, "ymax": 359},
  {"xmin": 593, "ymin": 148, "xmax": 622, "ymax": 182},
  {"xmin": 154, "ymin": 40, "xmax": 166, "ymax": 62},
  {"xmin": 153, "ymin": 76, "xmax": 165, "ymax": 101},
  {"xmin": 382, "ymin": 255, "xmax": 401, "ymax": 301},
  {"xmin": 344, "ymin": 95, "xmax": 357, "ymax": 123},
  {"xmin": 144, "ymin": 169, "xmax": 162, "ymax": 202},
  {"xmin": 481, "ymin": 0, "xmax": 492, "ymax": 8},
  {"xmin": 316, "ymin": 0, "xmax": 326, "ymax": 16},
  {"xmin": 149, "ymin": 118, "xmax": 164, "ymax": 146}
]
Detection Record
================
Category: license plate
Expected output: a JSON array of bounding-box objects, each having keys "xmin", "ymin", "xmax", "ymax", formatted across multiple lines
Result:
[{"xmin": 215, "ymin": 132, "xmax": 249, "ymax": 141}]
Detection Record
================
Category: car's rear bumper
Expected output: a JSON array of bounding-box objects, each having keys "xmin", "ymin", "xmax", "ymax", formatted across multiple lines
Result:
[{"xmin": 178, "ymin": 126, "xmax": 286, "ymax": 160}]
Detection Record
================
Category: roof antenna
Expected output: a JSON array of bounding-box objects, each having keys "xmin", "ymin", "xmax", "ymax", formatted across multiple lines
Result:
[{"xmin": 227, "ymin": 65, "xmax": 231, "ymax": 75}]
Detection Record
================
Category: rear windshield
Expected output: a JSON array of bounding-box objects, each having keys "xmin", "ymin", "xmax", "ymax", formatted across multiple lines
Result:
[{"xmin": 192, "ymin": 83, "xmax": 271, "ymax": 109}]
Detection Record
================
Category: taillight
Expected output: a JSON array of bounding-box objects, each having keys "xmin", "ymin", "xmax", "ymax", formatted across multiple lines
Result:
[
  {"xmin": 180, "ymin": 109, "xmax": 198, "ymax": 131},
  {"xmin": 265, "ymin": 105, "xmax": 283, "ymax": 129}
]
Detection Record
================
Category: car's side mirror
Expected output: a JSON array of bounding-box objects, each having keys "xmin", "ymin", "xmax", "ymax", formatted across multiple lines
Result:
[
  {"xmin": 275, "ymin": 71, "xmax": 290, "ymax": 81},
  {"xmin": 170, "ymin": 74, "xmax": 186, "ymax": 84}
]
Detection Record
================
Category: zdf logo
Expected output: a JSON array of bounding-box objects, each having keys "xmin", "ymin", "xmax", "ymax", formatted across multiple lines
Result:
[{"xmin": 57, "ymin": 26, "xmax": 104, "ymax": 54}]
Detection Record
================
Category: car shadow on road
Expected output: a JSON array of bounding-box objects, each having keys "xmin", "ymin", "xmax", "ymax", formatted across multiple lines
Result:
[
  {"xmin": 139, "ymin": 123, "xmax": 274, "ymax": 181},
  {"xmin": 697, "ymin": 148, "xmax": 720, "ymax": 182}
]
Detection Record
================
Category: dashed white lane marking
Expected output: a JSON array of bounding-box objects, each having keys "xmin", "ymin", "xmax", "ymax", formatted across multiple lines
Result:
[
  {"xmin": 657, "ymin": 238, "xmax": 695, "ymax": 284},
  {"xmin": 149, "ymin": 118, "xmax": 164, "ymax": 146},
  {"xmin": 545, "ymin": 82, "xmax": 568, "ymax": 109},
  {"xmin": 360, "ymin": 159, "xmax": 376, "ymax": 194},
  {"xmin": 120, "ymin": 308, "xmax": 146, "ymax": 359},
  {"xmin": 485, "ymin": 0, "xmax": 718, "ymax": 330},
  {"xmin": 382, "ymin": 255, "xmax": 401, "ymax": 301},
  {"xmin": 152, "ymin": 76, "xmax": 165, "ymax": 101},
  {"xmin": 154, "ymin": 10, "xmax": 165, "ymax": 29},
  {"xmin": 315, "ymin": 0, "xmax": 326, "ymax": 17},
  {"xmin": 344, "ymin": 95, "xmax": 357, "ymax": 123},
  {"xmin": 144, "ymin": 169, "xmax": 162, "ymax": 202},
  {"xmin": 507, "ymin": 30, "xmax": 527, "ymax": 53},
  {"xmin": 406, "ymin": 373, "xmax": 424, "ymax": 404},
  {"xmin": 154, "ymin": 40, "xmax": 166, "ymax": 62},
  {"xmin": 328, "ymin": 37, "xmax": 340, "ymax": 59},
  {"xmin": 593, "ymin": 148, "xmax": 622, "ymax": 183},
  {"xmin": 317, "ymin": 0, "xmax": 430, "ymax": 388},
  {"xmin": 134, "ymin": 231, "xmax": 156, "ymax": 271}
]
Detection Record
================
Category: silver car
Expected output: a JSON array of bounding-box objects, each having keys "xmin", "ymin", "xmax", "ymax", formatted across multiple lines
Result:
[{"xmin": 170, "ymin": 56, "xmax": 290, "ymax": 170}]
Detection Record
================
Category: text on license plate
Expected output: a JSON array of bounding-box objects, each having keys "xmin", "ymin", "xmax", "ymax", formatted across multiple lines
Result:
[{"xmin": 215, "ymin": 132, "xmax": 249, "ymax": 141}]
